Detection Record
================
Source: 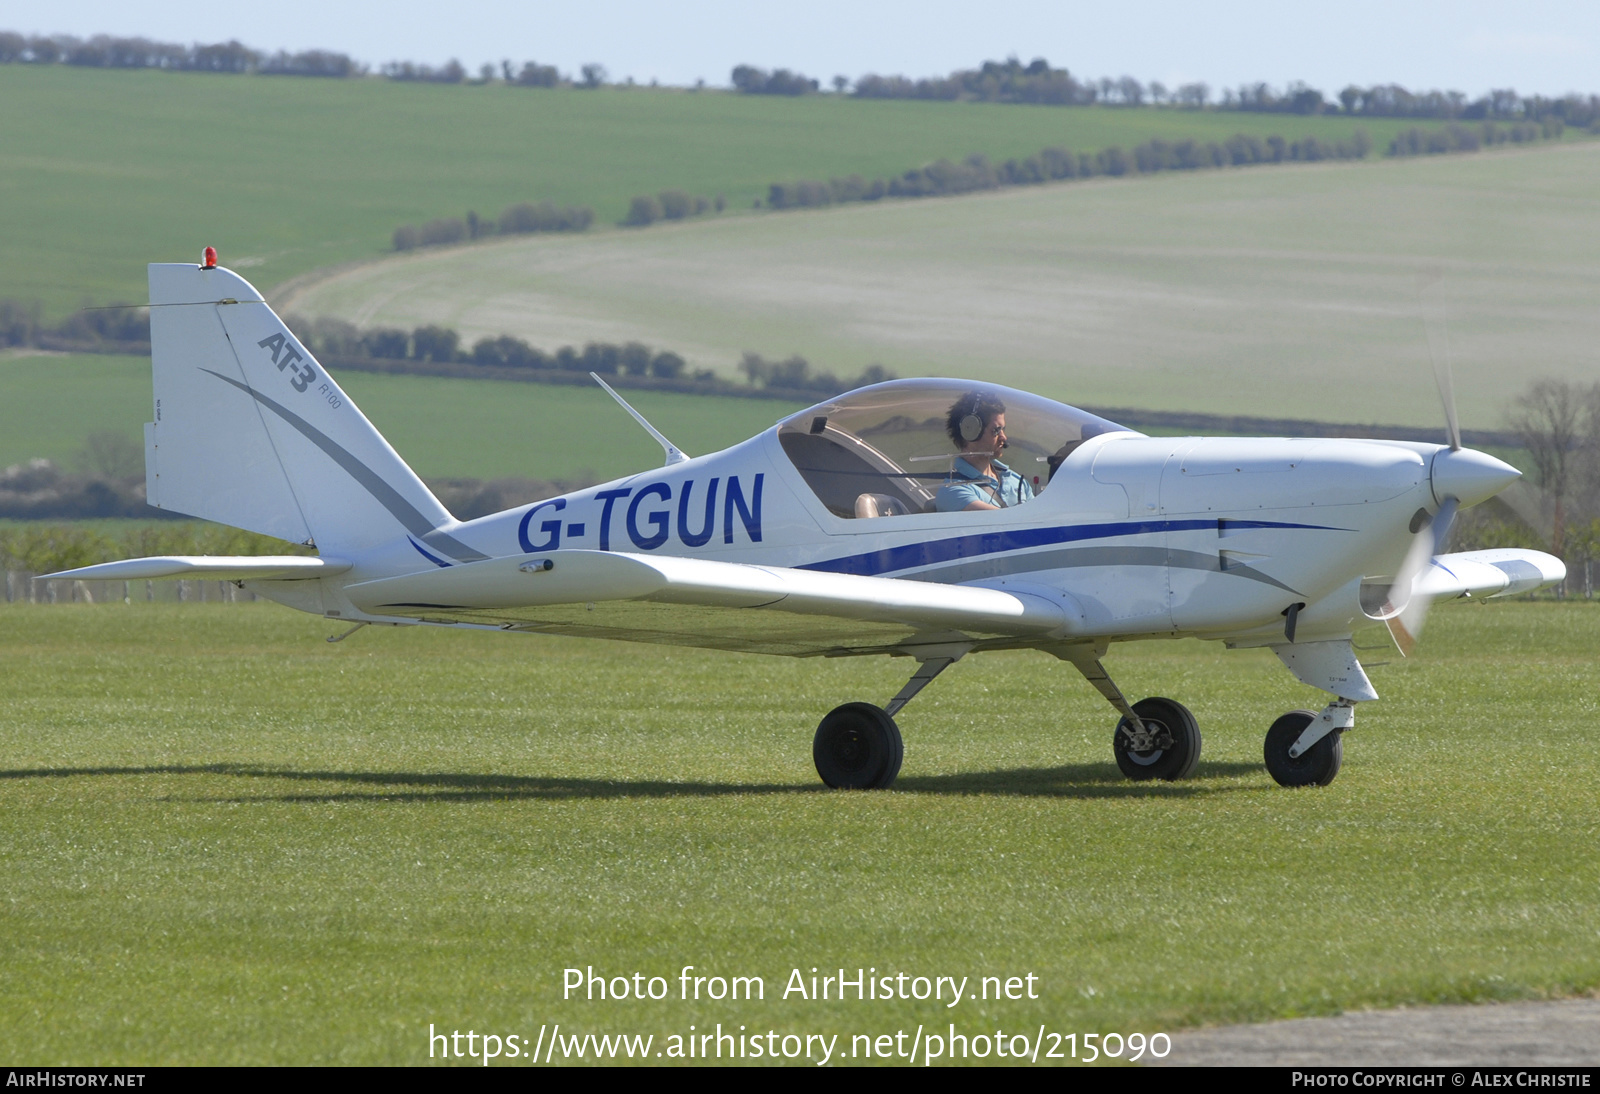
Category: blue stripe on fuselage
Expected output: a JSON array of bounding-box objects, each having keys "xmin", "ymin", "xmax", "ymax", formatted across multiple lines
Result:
[
  {"xmin": 794, "ymin": 519, "xmax": 1344, "ymax": 577},
  {"xmin": 408, "ymin": 536, "xmax": 453, "ymax": 568}
]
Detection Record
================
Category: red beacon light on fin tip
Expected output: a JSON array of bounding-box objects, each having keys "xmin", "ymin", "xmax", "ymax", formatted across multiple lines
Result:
[{"xmin": 202, "ymin": 246, "xmax": 217, "ymax": 269}]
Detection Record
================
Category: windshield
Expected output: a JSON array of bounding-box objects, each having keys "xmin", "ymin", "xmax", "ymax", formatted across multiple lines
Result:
[{"xmin": 776, "ymin": 379, "xmax": 1135, "ymax": 519}]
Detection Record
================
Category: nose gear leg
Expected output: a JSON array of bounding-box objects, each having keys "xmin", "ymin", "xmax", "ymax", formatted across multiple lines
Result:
[{"xmin": 1288, "ymin": 699, "xmax": 1355, "ymax": 759}]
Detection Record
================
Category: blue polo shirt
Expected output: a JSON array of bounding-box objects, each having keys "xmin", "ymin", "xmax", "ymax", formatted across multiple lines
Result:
[{"xmin": 935, "ymin": 456, "xmax": 1035, "ymax": 512}]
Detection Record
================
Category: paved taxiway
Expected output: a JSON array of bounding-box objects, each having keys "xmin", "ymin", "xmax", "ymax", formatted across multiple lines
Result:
[{"xmin": 1150, "ymin": 998, "xmax": 1600, "ymax": 1066}]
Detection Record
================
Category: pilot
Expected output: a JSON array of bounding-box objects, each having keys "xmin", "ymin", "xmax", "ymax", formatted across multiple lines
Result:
[{"xmin": 934, "ymin": 391, "xmax": 1035, "ymax": 512}]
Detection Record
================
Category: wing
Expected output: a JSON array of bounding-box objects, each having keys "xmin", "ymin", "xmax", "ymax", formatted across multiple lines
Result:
[
  {"xmin": 1414, "ymin": 549, "xmax": 1566, "ymax": 601},
  {"xmin": 341, "ymin": 549, "xmax": 1073, "ymax": 658}
]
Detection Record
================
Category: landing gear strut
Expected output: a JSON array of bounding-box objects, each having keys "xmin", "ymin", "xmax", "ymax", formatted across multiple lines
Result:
[{"xmin": 1052, "ymin": 645, "xmax": 1203, "ymax": 782}]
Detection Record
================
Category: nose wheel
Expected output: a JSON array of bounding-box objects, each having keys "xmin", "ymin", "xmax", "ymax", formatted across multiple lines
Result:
[
  {"xmin": 1264, "ymin": 709, "xmax": 1343, "ymax": 787},
  {"xmin": 1113, "ymin": 696, "xmax": 1202, "ymax": 781}
]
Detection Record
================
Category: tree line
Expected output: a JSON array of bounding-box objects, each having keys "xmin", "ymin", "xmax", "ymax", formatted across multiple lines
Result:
[
  {"xmin": 286, "ymin": 317, "xmax": 897, "ymax": 394},
  {"xmin": 0, "ymin": 295, "xmax": 895, "ymax": 402},
  {"xmin": 736, "ymin": 352, "xmax": 893, "ymax": 395},
  {"xmin": 392, "ymin": 201, "xmax": 594, "ymax": 251},
  {"xmin": 9, "ymin": 31, "xmax": 1598, "ymax": 129},
  {"xmin": 766, "ymin": 130, "xmax": 1375, "ymax": 210},
  {"xmin": 1299, "ymin": 85, "xmax": 1596, "ymax": 130},
  {"xmin": 1216, "ymin": 81, "xmax": 1600, "ymax": 130},
  {"xmin": 731, "ymin": 65, "xmax": 820, "ymax": 95},
  {"xmin": 855, "ymin": 58, "xmax": 1107, "ymax": 106},
  {"xmin": 733, "ymin": 58, "xmax": 1110, "ymax": 105},
  {"xmin": 0, "ymin": 28, "xmax": 612, "ymax": 90},
  {"xmin": 1388, "ymin": 119, "xmax": 1562, "ymax": 157},
  {"xmin": 0, "ymin": 298, "xmax": 149, "ymax": 352},
  {"xmin": 0, "ymin": 432, "xmax": 210, "ymax": 524},
  {"xmin": 398, "ymin": 189, "xmax": 729, "ymax": 246},
  {"xmin": 284, "ymin": 316, "xmax": 693, "ymax": 379},
  {"xmin": 623, "ymin": 190, "xmax": 726, "ymax": 226},
  {"xmin": 734, "ymin": 56, "xmax": 1600, "ymax": 131},
  {"xmin": 0, "ymin": 31, "xmax": 358, "ymax": 77}
]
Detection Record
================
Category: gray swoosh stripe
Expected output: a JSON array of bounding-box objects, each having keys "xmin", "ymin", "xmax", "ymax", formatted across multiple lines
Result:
[
  {"xmin": 912, "ymin": 545, "xmax": 1301, "ymax": 594},
  {"xmin": 203, "ymin": 370, "xmax": 487, "ymax": 562},
  {"xmin": 1169, "ymin": 548, "xmax": 1301, "ymax": 593}
]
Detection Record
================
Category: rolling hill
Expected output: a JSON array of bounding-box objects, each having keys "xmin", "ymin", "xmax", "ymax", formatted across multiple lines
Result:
[
  {"xmin": 3, "ymin": 64, "xmax": 1431, "ymax": 316},
  {"xmin": 278, "ymin": 141, "xmax": 1600, "ymax": 431}
]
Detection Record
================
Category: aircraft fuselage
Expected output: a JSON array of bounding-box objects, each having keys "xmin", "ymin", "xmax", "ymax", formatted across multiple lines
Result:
[{"xmin": 327, "ymin": 429, "xmax": 1484, "ymax": 650}]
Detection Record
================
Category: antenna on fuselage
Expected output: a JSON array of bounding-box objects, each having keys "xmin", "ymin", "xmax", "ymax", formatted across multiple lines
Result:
[{"xmin": 589, "ymin": 372, "xmax": 690, "ymax": 466}]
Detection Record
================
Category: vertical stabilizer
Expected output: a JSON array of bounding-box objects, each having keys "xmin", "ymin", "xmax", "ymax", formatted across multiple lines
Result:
[{"xmin": 145, "ymin": 262, "xmax": 479, "ymax": 560}]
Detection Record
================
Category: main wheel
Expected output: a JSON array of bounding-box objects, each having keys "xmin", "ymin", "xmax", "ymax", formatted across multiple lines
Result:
[
  {"xmin": 1113, "ymin": 697, "xmax": 1201, "ymax": 781},
  {"xmin": 1263, "ymin": 710, "xmax": 1343, "ymax": 787},
  {"xmin": 813, "ymin": 702, "xmax": 903, "ymax": 789}
]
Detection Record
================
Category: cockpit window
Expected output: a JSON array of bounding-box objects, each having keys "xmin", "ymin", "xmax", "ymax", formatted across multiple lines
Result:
[{"xmin": 776, "ymin": 379, "xmax": 1136, "ymax": 519}]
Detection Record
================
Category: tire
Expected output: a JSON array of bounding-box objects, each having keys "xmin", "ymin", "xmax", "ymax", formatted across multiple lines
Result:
[
  {"xmin": 1113, "ymin": 697, "xmax": 1201, "ymax": 781},
  {"xmin": 1264, "ymin": 710, "xmax": 1343, "ymax": 787},
  {"xmin": 813, "ymin": 702, "xmax": 903, "ymax": 789}
]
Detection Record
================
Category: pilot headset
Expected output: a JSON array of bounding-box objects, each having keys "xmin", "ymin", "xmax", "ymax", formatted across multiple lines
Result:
[{"xmin": 959, "ymin": 414, "xmax": 984, "ymax": 443}]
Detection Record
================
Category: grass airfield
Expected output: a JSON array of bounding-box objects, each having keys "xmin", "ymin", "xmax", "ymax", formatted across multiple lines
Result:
[
  {"xmin": 283, "ymin": 141, "xmax": 1600, "ymax": 432},
  {"xmin": 1, "ymin": 599, "xmax": 1595, "ymax": 1064}
]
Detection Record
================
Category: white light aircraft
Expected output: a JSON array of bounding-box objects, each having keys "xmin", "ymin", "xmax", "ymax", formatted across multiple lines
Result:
[{"xmin": 52, "ymin": 255, "xmax": 1565, "ymax": 789}]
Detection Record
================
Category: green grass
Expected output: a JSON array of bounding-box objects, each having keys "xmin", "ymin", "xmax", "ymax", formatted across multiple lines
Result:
[
  {"xmin": 284, "ymin": 140, "xmax": 1600, "ymax": 432},
  {"xmin": 1, "ymin": 598, "xmax": 1595, "ymax": 1064},
  {"xmin": 1, "ymin": 65, "xmax": 1434, "ymax": 317},
  {"xmin": 0, "ymin": 352, "xmax": 803, "ymax": 481}
]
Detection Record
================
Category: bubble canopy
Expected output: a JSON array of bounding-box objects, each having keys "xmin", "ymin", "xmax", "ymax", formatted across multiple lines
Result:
[{"xmin": 776, "ymin": 379, "xmax": 1138, "ymax": 519}]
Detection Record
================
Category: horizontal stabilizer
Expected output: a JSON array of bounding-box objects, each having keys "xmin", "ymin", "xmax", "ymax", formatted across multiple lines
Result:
[
  {"xmin": 45, "ymin": 555, "xmax": 351, "ymax": 582},
  {"xmin": 1414, "ymin": 549, "xmax": 1566, "ymax": 601},
  {"xmin": 345, "ymin": 549, "xmax": 1071, "ymax": 635}
]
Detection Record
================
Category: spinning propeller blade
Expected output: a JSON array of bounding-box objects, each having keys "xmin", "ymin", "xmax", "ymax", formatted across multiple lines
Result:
[
  {"xmin": 1387, "ymin": 497, "xmax": 1458, "ymax": 655},
  {"xmin": 1388, "ymin": 273, "xmax": 1474, "ymax": 654},
  {"xmin": 1417, "ymin": 269, "xmax": 1462, "ymax": 451}
]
